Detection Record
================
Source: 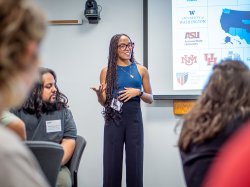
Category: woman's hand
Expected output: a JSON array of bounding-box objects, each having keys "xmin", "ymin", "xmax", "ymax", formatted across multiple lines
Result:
[
  {"xmin": 91, "ymin": 83, "xmax": 107, "ymax": 105},
  {"xmin": 91, "ymin": 83, "xmax": 106, "ymax": 96},
  {"xmin": 118, "ymin": 87, "xmax": 140, "ymax": 102}
]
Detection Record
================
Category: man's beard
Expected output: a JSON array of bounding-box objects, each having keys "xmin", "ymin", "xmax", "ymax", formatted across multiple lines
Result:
[{"xmin": 42, "ymin": 101, "xmax": 57, "ymax": 112}]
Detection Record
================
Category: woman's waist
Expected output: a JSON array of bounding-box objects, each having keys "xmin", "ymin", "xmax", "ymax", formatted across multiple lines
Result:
[{"xmin": 120, "ymin": 98, "xmax": 141, "ymax": 110}]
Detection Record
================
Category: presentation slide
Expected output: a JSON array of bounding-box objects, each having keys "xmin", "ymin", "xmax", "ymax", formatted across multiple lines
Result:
[
  {"xmin": 146, "ymin": 0, "xmax": 250, "ymax": 99},
  {"xmin": 172, "ymin": 0, "xmax": 250, "ymax": 90}
]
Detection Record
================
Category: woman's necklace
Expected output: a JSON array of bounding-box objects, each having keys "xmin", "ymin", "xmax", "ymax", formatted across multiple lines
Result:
[{"xmin": 120, "ymin": 64, "xmax": 134, "ymax": 78}]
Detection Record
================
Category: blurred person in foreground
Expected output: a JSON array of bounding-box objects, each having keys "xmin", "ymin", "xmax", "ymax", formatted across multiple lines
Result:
[
  {"xmin": 203, "ymin": 119, "xmax": 250, "ymax": 187},
  {"xmin": 177, "ymin": 60, "xmax": 250, "ymax": 187},
  {"xmin": 0, "ymin": 0, "xmax": 49, "ymax": 186}
]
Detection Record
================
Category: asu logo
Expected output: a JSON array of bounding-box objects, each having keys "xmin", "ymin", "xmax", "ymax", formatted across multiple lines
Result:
[
  {"xmin": 176, "ymin": 72, "xmax": 188, "ymax": 85},
  {"xmin": 181, "ymin": 55, "xmax": 197, "ymax": 65},
  {"xmin": 185, "ymin": 32, "xmax": 200, "ymax": 39}
]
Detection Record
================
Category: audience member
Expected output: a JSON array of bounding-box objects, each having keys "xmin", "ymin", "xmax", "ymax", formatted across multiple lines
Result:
[
  {"xmin": 203, "ymin": 120, "xmax": 250, "ymax": 187},
  {"xmin": 0, "ymin": 0, "xmax": 49, "ymax": 186},
  {"xmin": 11, "ymin": 67, "xmax": 77, "ymax": 187},
  {"xmin": 177, "ymin": 60, "xmax": 250, "ymax": 187}
]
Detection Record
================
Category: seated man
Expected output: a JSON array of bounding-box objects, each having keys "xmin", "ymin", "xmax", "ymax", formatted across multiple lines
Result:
[
  {"xmin": 0, "ymin": 111, "xmax": 27, "ymax": 140},
  {"xmin": 11, "ymin": 67, "xmax": 77, "ymax": 187}
]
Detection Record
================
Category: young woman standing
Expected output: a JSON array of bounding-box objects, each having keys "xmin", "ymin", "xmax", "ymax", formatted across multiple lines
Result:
[{"xmin": 92, "ymin": 34, "xmax": 153, "ymax": 187}]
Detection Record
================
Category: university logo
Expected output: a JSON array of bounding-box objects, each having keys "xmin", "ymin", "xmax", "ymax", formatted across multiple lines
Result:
[
  {"xmin": 189, "ymin": 10, "xmax": 195, "ymax": 15},
  {"xmin": 185, "ymin": 32, "xmax": 200, "ymax": 39},
  {"xmin": 176, "ymin": 72, "xmax": 188, "ymax": 85},
  {"xmin": 226, "ymin": 51, "xmax": 241, "ymax": 60},
  {"xmin": 181, "ymin": 55, "xmax": 197, "ymax": 65},
  {"xmin": 204, "ymin": 53, "xmax": 217, "ymax": 65}
]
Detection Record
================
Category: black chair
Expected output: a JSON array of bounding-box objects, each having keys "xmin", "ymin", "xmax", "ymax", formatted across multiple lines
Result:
[
  {"xmin": 25, "ymin": 141, "xmax": 64, "ymax": 187},
  {"xmin": 66, "ymin": 135, "xmax": 87, "ymax": 187}
]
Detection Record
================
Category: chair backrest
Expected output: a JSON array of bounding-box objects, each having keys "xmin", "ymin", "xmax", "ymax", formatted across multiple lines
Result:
[
  {"xmin": 66, "ymin": 135, "xmax": 87, "ymax": 187},
  {"xmin": 25, "ymin": 141, "xmax": 64, "ymax": 187}
]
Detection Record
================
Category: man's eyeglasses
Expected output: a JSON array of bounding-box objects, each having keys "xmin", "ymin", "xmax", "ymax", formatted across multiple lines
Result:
[{"xmin": 118, "ymin": 42, "xmax": 135, "ymax": 51}]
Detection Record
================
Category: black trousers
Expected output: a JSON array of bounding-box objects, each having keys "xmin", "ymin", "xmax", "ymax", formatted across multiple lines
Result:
[{"xmin": 103, "ymin": 99, "xmax": 143, "ymax": 187}]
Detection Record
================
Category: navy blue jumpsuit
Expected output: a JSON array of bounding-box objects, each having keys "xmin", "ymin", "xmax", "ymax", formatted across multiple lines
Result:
[{"xmin": 103, "ymin": 62, "xmax": 143, "ymax": 187}]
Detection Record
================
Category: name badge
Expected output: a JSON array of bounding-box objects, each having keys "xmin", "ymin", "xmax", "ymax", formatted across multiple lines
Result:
[
  {"xmin": 110, "ymin": 98, "xmax": 123, "ymax": 112},
  {"xmin": 46, "ymin": 120, "xmax": 62, "ymax": 133}
]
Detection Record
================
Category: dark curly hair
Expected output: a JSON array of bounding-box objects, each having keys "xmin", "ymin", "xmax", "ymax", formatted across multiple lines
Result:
[
  {"xmin": 22, "ymin": 67, "xmax": 68, "ymax": 117},
  {"xmin": 103, "ymin": 34, "xmax": 135, "ymax": 121},
  {"xmin": 178, "ymin": 60, "xmax": 250, "ymax": 151}
]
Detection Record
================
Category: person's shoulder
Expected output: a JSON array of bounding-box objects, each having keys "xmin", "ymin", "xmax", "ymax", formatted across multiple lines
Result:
[
  {"xmin": 135, "ymin": 62, "xmax": 147, "ymax": 69},
  {"xmin": 61, "ymin": 107, "xmax": 73, "ymax": 116},
  {"xmin": 100, "ymin": 67, "xmax": 108, "ymax": 80},
  {"xmin": 135, "ymin": 62, "xmax": 148, "ymax": 74},
  {"xmin": 62, "ymin": 107, "xmax": 71, "ymax": 112},
  {"xmin": 101, "ymin": 67, "xmax": 108, "ymax": 73}
]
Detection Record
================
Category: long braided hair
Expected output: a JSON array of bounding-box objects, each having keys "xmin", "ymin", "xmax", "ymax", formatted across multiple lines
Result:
[{"xmin": 103, "ymin": 34, "xmax": 135, "ymax": 120}]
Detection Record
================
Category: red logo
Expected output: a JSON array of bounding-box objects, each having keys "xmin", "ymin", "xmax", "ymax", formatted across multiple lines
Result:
[
  {"xmin": 185, "ymin": 32, "xmax": 200, "ymax": 39},
  {"xmin": 176, "ymin": 72, "xmax": 188, "ymax": 85},
  {"xmin": 181, "ymin": 55, "xmax": 197, "ymax": 65},
  {"xmin": 204, "ymin": 53, "xmax": 217, "ymax": 65}
]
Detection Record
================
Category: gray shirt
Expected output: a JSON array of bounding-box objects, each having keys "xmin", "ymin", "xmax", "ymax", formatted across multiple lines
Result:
[
  {"xmin": 11, "ymin": 108, "xmax": 77, "ymax": 143},
  {"xmin": 0, "ymin": 125, "xmax": 49, "ymax": 187}
]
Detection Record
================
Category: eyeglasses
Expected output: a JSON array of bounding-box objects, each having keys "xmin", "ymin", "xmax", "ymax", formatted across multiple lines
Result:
[{"xmin": 118, "ymin": 42, "xmax": 135, "ymax": 51}]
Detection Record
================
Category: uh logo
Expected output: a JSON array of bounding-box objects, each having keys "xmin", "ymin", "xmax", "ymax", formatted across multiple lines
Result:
[{"xmin": 204, "ymin": 53, "xmax": 217, "ymax": 65}]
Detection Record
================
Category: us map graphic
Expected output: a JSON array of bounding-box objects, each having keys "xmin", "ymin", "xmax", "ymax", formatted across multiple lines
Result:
[
  {"xmin": 221, "ymin": 9, "xmax": 250, "ymax": 45},
  {"xmin": 172, "ymin": 0, "xmax": 250, "ymax": 90}
]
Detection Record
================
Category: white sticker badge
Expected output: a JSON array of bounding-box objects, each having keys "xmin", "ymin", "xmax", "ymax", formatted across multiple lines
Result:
[{"xmin": 46, "ymin": 120, "xmax": 62, "ymax": 133}]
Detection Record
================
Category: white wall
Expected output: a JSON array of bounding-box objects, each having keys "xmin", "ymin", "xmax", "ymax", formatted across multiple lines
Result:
[{"xmin": 35, "ymin": 0, "xmax": 186, "ymax": 186}]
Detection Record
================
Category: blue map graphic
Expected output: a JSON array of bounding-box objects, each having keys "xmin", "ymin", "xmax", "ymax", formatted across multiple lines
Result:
[{"xmin": 220, "ymin": 9, "xmax": 250, "ymax": 45}]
